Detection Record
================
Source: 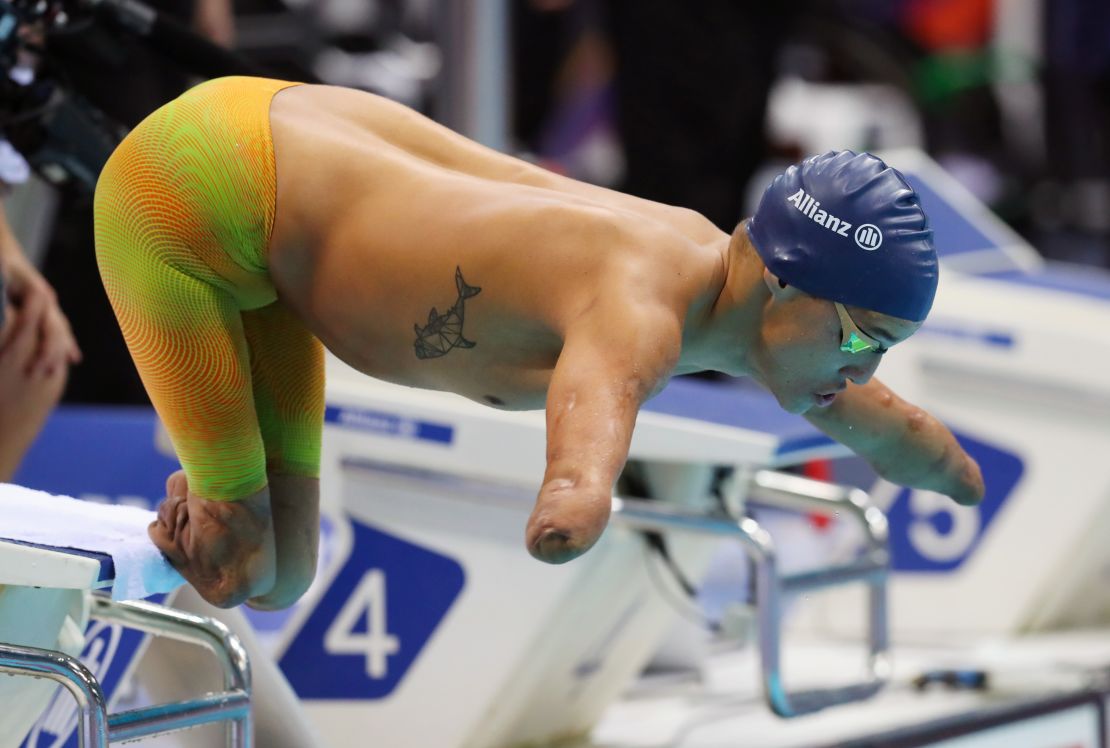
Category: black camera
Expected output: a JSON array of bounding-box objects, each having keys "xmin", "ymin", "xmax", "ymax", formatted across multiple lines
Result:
[{"xmin": 0, "ymin": 0, "xmax": 261, "ymax": 191}]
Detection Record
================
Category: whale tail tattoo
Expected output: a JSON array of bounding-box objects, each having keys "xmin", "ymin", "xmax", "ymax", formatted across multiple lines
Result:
[{"xmin": 413, "ymin": 267, "xmax": 482, "ymax": 359}]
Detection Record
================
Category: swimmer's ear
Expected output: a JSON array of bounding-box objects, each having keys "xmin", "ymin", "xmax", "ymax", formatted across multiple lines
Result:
[{"xmin": 763, "ymin": 268, "xmax": 802, "ymax": 301}]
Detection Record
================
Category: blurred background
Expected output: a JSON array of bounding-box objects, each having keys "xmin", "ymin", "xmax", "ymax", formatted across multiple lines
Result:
[{"xmin": 0, "ymin": 0, "xmax": 1105, "ymax": 413}]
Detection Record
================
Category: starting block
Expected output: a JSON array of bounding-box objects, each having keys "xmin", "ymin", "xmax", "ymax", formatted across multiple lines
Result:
[{"xmin": 0, "ymin": 516, "xmax": 251, "ymax": 747}]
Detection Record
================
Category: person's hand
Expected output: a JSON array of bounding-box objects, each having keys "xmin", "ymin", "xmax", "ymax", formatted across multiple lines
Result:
[
  {"xmin": 0, "ymin": 305, "xmax": 67, "ymax": 479},
  {"xmin": 1, "ymin": 251, "xmax": 80, "ymax": 377}
]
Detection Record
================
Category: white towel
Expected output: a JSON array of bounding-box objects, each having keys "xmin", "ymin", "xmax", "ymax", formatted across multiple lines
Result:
[{"xmin": 0, "ymin": 483, "xmax": 184, "ymax": 601}]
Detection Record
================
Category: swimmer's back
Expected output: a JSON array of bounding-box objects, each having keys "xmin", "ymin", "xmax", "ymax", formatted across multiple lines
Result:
[
  {"xmin": 265, "ymin": 83, "xmax": 723, "ymax": 403},
  {"xmin": 268, "ymin": 83, "xmax": 718, "ymax": 244}
]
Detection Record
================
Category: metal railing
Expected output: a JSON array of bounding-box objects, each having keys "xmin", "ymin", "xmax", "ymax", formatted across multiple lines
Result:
[
  {"xmin": 611, "ymin": 468, "xmax": 890, "ymax": 718},
  {"xmin": 0, "ymin": 597, "xmax": 251, "ymax": 747},
  {"xmin": 0, "ymin": 645, "xmax": 109, "ymax": 745}
]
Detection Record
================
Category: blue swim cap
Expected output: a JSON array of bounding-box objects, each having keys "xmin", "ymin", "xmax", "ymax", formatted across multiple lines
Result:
[{"xmin": 748, "ymin": 150, "xmax": 937, "ymax": 322}]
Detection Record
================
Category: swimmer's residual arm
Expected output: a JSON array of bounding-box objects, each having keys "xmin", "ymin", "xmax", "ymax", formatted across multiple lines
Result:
[
  {"xmin": 525, "ymin": 298, "xmax": 683, "ymax": 564},
  {"xmin": 804, "ymin": 377, "xmax": 985, "ymax": 506}
]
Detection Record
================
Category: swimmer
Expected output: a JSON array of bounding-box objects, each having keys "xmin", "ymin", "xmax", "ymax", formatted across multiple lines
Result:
[{"xmin": 93, "ymin": 77, "xmax": 984, "ymax": 609}]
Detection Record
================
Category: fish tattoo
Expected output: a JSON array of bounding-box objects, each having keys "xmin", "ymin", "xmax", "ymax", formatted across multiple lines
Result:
[{"xmin": 413, "ymin": 267, "xmax": 482, "ymax": 359}]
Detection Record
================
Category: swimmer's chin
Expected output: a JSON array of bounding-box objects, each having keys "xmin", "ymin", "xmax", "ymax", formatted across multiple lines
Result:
[
  {"xmin": 762, "ymin": 386, "xmax": 812, "ymax": 415},
  {"xmin": 777, "ymin": 395, "xmax": 815, "ymax": 415}
]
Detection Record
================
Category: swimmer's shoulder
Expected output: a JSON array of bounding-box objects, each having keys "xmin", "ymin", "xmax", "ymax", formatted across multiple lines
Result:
[{"xmin": 548, "ymin": 204, "xmax": 726, "ymax": 315}]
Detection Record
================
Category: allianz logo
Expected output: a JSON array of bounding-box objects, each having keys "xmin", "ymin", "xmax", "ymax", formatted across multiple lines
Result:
[{"xmin": 786, "ymin": 188, "xmax": 883, "ymax": 251}]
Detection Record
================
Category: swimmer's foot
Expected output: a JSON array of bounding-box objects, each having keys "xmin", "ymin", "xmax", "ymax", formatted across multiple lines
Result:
[{"xmin": 149, "ymin": 470, "xmax": 276, "ymax": 608}]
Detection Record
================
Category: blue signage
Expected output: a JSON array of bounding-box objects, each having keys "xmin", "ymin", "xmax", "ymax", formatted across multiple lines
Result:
[
  {"xmin": 279, "ymin": 518, "xmax": 465, "ymax": 699},
  {"xmin": 886, "ymin": 431, "xmax": 1024, "ymax": 572},
  {"xmin": 325, "ymin": 405, "xmax": 454, "ymax": 445}
]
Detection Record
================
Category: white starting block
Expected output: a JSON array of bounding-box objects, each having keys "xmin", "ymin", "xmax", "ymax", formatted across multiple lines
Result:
[
  {"xmin": 0, "ymin": 523, "xmax": 251, "ymax": 747},
  {"xmin": 234, "ymin": 359, "xmax": 891, "ymax": 748}
]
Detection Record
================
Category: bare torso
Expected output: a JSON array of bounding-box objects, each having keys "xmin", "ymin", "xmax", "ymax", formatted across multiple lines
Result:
[{"xmin": 267, "ymin": 83, "xmax": 728, "ymax": 409}]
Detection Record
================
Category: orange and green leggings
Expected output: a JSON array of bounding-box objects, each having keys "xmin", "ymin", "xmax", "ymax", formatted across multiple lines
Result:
[{"xmin": 94, "ymin": 76, "xmax": 325, "ymax": 502}]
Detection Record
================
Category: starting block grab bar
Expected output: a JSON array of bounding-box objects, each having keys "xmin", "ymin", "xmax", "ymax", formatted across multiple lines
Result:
[
  {"xmin": 0, "ymin": 597, "xmax": 252, "ymax": 748},
  {"xmin": 611, "ymin": 469, "xmax": 891, "ymax": 718}
]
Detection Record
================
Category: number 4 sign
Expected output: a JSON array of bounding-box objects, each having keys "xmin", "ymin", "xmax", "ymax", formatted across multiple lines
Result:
[
  {"xmin": 324, "ymin": 570, "xmax": 400, "ymax": 679},
  {"xmin": 279, "ymin": 518, "xmax": 466, "ymax": 699}
]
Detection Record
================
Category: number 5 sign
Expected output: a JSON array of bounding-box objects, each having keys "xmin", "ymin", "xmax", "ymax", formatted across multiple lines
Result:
[
  {"xmin": 882, "ymin": 431, "xmax": 1024, "ymax": 572},
  {"xmin": 280, "ymin": 518, "xmax": 466, "ymax": 699}
]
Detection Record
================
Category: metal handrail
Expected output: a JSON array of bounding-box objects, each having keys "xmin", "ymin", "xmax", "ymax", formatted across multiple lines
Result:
[
  {"xmin": 746, "ymin": 469, "xmax": 889, "ymax": 553},
  {"xmin": 747, "ymin": 468, "xmax": 891, "ymax": 696},
  {"xmin": 0, "ymin": 644, "xmax": 110, "ymax": 748},
  {"xmin": 90, "ymin": 596, "xmax": 252, "ymax": 746},
  {"xmin": 107, "ymin": 692, "xmax": 251, "ymax": 743},
  {"xmin": 611, "ymin": 469, "xmax": 891, "ymax": 718},
  {"xmin": 0, "ymin": 598, "xmax": 252, "ymax": 747}
]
